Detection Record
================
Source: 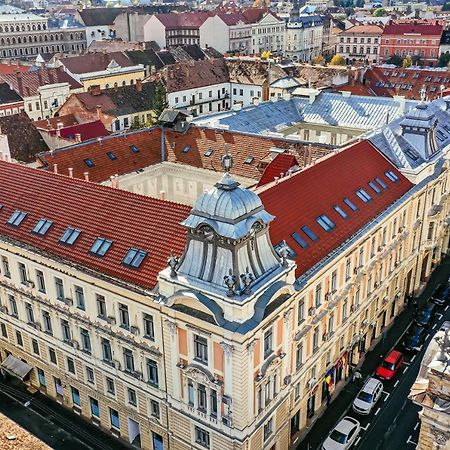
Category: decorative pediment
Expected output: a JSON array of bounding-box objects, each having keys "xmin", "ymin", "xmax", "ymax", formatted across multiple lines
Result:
[{"xmin": 183, "ymin": 364, "xmax": 222, "ymax": 388}]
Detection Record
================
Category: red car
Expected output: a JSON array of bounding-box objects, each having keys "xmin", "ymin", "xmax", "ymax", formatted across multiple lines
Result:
[{"xmin": 376, "ymin": 350, "xmax": 404, "ymax": 380}]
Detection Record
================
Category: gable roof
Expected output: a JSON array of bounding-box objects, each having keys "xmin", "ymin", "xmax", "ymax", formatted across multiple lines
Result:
[
  {"xmin": 339, "ymin": 24, "xmax": 383, "ymax": 35},
  {"xmin": 154, "ymin": 11, "xmax": 212, "ymax": 29},
  {"xmin": 60, "ymin": 52, "xmax": 135, "ymax": 75},
  {"xmin": 0, "ymin": 160, "xmax": 190, "ymax": 289},
  {"xmin": 0, "ymin": 82, "xmax": 22, "ymax": 104},
  {"xmin": 0, "ymin": 112, "xmax": 49, "ymax": 162},
  {"xmin": 0, "ymin": 68, "xmax": 82, "ymax": 97},
  {"xmin": 259, "ymin": 140, "xmax": 413, "ymax": 278},
  {"xmin": 257, "ymin": 153, "xmax": 299, "ymax": 187},
  {"xmin": 40, "ymin": 120, "xmax": 110, "ymax": 142},
  {"xmin": 0, "ymin": 63, "xmax": 29, "ymax": 76},
  {"xmin": 382, "ymin": 21, "xmax": 443, "ymax": 36},
  {"xmin": 77, "ymin": 7, "xmax": 127, "ymax": 26},
  {"xmin": 36, "ymin": 126, "xmax": 331, "ymax": 183}
]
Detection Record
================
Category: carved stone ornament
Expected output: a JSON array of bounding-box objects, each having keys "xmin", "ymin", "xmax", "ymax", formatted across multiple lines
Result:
[
  {"xmin": 240, "ymin": 267, "xmax": 254, "ymax": 295},
  {"xmin": 224, "ymin": 269, "xmax": 236, "ymax": 297},
  {"xmin": 167, "ymin": 253, "xmax": 179, "ymax": 278},
  {"xmin": 277, "ymin": 240, "xmax": 290, "ymax": 267},
  {"xmin": 283, "ymin": 308, "xmax": 293, "ymax": 324},
  {"xmin": 220, "ymin": 342, "xmax": 234, "ymax": 358},
  {"xmin": 431, "ymin": 427, "xmax": 449, "ymax": 446}
]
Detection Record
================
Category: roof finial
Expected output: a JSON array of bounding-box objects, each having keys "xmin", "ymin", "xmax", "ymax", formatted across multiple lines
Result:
[
  {"xmin": 221, "ymin": 144, "xmax": 233, "ymax": 173},
  {"xmin": 420, "ymin": 85, "xmax": 427, "ymax": 103}
]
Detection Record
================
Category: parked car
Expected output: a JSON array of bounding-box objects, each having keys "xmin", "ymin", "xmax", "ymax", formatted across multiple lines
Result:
[
  {"xmin": 352, "ymin": 377, "xmax": 383, "ymax": 415},
  {"xmin": 322, "ymin": 416, "xmax": 361, "ymax": 450},
  {"xmin": 376, "ymin": 350, "xmax": 404, "ymax": 380},
  {"xmin": 431, "ymin": 283, "xmax": 450, "ymax": 305},
  {"xmin": 415, "ymin": 302, "xmax": 436, "ymax": 327},
  {"xmin": 403, "ymin": 325, "xmax": 426, "ymax": 352}
]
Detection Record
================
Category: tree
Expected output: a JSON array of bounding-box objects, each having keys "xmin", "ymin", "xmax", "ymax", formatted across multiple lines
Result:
[
  {"xmin": 152, "ymin": 83, "xmax": 168, "ymax": 125},
  {"xmin": 386, "ymin": 54, "xmax": 401, "ymax": 67},
  {"xmin": 356, "ymin": 0, "xmax": 364, "ymax": 7},
  {"xmin": 330, "ymin": 54, "xmax": 346, "ymax": 66},
  {"xmin": 373, "ymin": 7, "xmax": 385, "ymax": 16},
  {"xmin": 312, "ymin": 55, "xmax": 325, "ymax": 65},
  {"xmin": 402, "ymin": 56, "xmax": 412, "ymax": 68},
  {"xmin": 442, "ymin": 2, "xmax": 450, "ymax": 10},
  {"xmin": 438, "ymin": 53, "xmax": 450, "ymax": 67}
]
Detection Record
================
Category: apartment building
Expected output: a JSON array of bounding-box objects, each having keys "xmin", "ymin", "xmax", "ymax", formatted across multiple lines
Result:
[{"xmin": 0, "ymin": 99, "xmax": 449, "ymax": 450}]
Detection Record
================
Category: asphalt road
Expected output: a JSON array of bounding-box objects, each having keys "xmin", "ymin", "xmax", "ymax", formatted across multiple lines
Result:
[{"xmin": 299, "ymin": 258, "xmax": 450, "ymax": 450}]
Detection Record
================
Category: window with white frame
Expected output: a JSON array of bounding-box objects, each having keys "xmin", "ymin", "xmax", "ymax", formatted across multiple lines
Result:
[{"xmin": 194, "ymin": 335, "xmax": 208, "ymax": 364}]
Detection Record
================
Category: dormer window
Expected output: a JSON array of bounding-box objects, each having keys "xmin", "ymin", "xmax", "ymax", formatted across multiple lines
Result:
[
  {"xmin": 7, "ymin": 210, "xmax": 27, "ymax": 227},
  {"xmin": 90, "ymin": 238, "xmax": 113, "ymax": 257}
]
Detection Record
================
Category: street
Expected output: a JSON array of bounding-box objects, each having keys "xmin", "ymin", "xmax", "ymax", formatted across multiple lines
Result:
[{"xmin": 296, "ymin": 257, "xmax": 450, "ymax": 450}]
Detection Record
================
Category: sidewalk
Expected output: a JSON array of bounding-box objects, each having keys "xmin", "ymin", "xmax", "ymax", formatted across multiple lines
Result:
[{"xmin": 294, "ymin": 258, "xmax": 450, "ymax": 450}]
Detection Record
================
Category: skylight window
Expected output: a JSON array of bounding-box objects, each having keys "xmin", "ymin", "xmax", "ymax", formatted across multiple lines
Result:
[
  {"xmin": 90, "ymin": 237, "xmax": 113, "ymax": 257},
  {"xmin": 130, "ymin": 145, "xmax": 139, "ymax": 153},
  {"xmin": 334, "ymin": 205, "xmax": 348, "ymax": 219},
  {"xmin": 7, "ymin": 210, "xmax": 27, "ymax": 227},
  {"xmin": 182, "ymin": 145, "xmax": 191, "ymax": 153},
  {"xmin": 301, "ymin": 225, "xmax": 318, "ymax": 241},
  {"xmin": 404, "ymin": 148, "xmax": 419, "ymax": 160},
  {"xmin": 375, "ymin": 177, "xmax": 387, "ymax": 190},
  {"xmin": 204, "ymin": 148, "xmax": 214, "ymax": 157},
  {"xmin": 385, "ymin": 170, "xmax": 399, "ymax": 182},
  {"xmin": 291, "ymin": 232, "xmax": 308, "ymax": 249},
  {"xmin": 343, "ymin": 198, "xmax": 358, "ymax": 211},
  {"xmin": 33, "ymin": 218, "xmax": 53, "ymax": 236},
  {"xmin": 316, "ymin": 214, "xmax": 336, "ymax": 231},
  {"xmin": 123, "ymin": 248, "xmax": 147, "ymax": 268},
  {"xmin": 59, "ymin": 227, "xmax": 81, "ymax": 245},
  {"xmin": 368, "ymin": 181, "xmax": 381, "ymax": 194},
  {"xmin": 356, "ymin": 189, "xmax": 372, "ymax": 203},
  {"xmin": 244, "ymin": 155, "xmax": 254, "ymax": 164},
  {"xmin": 106, "ymin": 151, "xmax": 117, "ymax": 160},
  {"xmin": 84, "ymin": 158, "xmax": 95, "ymax": 168}
]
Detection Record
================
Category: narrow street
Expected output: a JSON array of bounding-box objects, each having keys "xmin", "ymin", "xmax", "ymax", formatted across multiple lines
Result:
[{"xmin": 296, "ymin": 257, "xmax": 450, "ymax": 450}]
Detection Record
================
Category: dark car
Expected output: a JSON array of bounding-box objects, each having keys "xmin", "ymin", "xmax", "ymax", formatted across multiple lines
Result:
[
  {"xmin": 415, "ymin": 302, "xmax": 436, "ymax": 327},
  {"xmin": 431, "ymin": 283, "xmax": 450, "ymax": 305},
  {"xmin": 403, "ymin": 325, "xmax": 426, "ymax": 351}
]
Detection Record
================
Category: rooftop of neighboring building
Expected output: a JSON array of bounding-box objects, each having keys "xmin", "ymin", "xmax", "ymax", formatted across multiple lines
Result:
[
  {"xmin": 35, "ymin": 118, "xmax": 110, "ymax": 142},
  {"xmin": 0, "ymin": 64, "xmax": 29, "ymax": 76},
  {"xmin": 227, "ymin": 59, "xmax": 287, "ymax": 85},
  {"xmin": 0, "ymin": 112, "xmax": 49, "ymax": 162},
  {"xmin": 77, "ymin": 7, "xmax": 127, "ymax": 26},
  {"xmin": 0, "ymin": 12, "xmax": 43, "ymax": 22},
  {"xmin": 382, "ymin": 20, "xmax": 444, "ymax": 36},
  {"xmin": 440, "ymin": 29, "xmax": 450, "ymax": 45},
  {"xmin": 36, "ymin": 125, "xmax": 332, "ymax": 183},
  {"xmin": 0, "ymin": 67, "xmax": 82, "ymax": 97},
  {"xmin": 154, "ymin": 11, "xmax": 213, "ymax": 29},
  {"xmin": 338, "ymin": 23, "xmax": 384, "ymax": 35},
  {"xmin": 0, "ymin": 82, "xmax": 23, "ymax": 104},
  {"xmin": 59, "ymin": 52, "xmax": 136, "ymax": 75}
]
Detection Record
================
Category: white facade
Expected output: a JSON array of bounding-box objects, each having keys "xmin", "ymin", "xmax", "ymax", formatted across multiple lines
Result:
[
  {"xmin": 251, "ymin": 13, "xmax": 286, "ymax": 55},
  {"xmin": 336, "ymin": 27, "xmax": 382, "ymax": 63},
  {"xmin": 85, "ymin": 25, "xmax": 115, "ymax": 48},
  {"xmin": 230, "ymin": 83, "xmax": 263, "ymax": 107},
  {"xmin": 286, "ymin": 16, "xmax": 324, "ymax": 62},
  {"xmin": 168, "ymin": 82, "xmax": 230, "ymax": 117},
  {"xmin": 143, "ymin": 15, "xmax": 166, "ymax": 49}
]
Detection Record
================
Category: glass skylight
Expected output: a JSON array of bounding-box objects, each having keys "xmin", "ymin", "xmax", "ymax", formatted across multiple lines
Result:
[
  {"xmin": 316, "ymin": 214, "xmax": 336, "ymax": 231},
  {"xmin": 182, "ymin": 145, "xmax": 191, "ymax": 153},
  {"xmin": 301, "ymin": 226, "xmax": 318, "ymax": 241},
  {"xmin": 385, "ymin": 170, "xmax": 399, "ymax": 182},
  {"xmin": 59, "ymin": 227, "xmax": 81, "ymax": 245},
  {"xmin": 356, "ymin": 189, "xmax": 372, "ymax": 203},
  {"xmin": 375, "ymin": 177, "xmax": 387, "ymax": 190},
  {"xmin": 90, "ymin": 237, "xmax": 113, "ymax": 256},
  {"xmin": 204, "ymin": 148, "xmax": 213, "ymax": 157},
  {"xmin": 291, "ymin": 232, "xmax": 308, "ymax": 248},
  {"xmin": 106, "ymin": 151, "xmax": 117, "ymax": 160},
  {"xmin": 123, "ymin": 248, "xmax": 147, "ymax": 268},
  {"xmin": 7, "ymin": 210, "xmax": 27, "ymax": 226},
  {"xmin": 84, "ymin": 158, "xmax": 95, "ymax": 168},
  {"xmin": 130, "ymin": 145, "xmax": 139, "ymax": 153},
  {"xmin": 334, "ymin": 205, "xmax": 348, "ymax": 219},
  {"xmin": 343, "ymin": 198, "xmax": 358, "ymax": 211},
  {"xmin": 33, "ymin": 218, "xmax": 53, "ymax": 236},
  {"xmin": 368, "ymin": 181, "xmax": 381, "ymax": 194},
  {"xmin": 244, "ymin": 155, "xmax": 254, "ymax": 164}
]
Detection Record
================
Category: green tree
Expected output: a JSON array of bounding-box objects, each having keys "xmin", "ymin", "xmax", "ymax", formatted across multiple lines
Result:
[
  {"xmin": 152, "ymin": 83, "xmax": 168, "ymax": 125},
  {"xmin": 438, "ymin": 53, "xmax": 450, "ymax": 67},
  {"xmin": 402, "ymin": 56, "xmax": 412, "ymax": 68},
  {"xmin": 386, "ymin": 54, "xmax": 402, "ymax": 67},
  {"xmin": 330, "ymin": 54, "xmax": 346, "ymax": 66},
  {"xmin": 442, "ymin": 2, "xmax": 450, "ymax": 11},
  {"xmin": 373, "ymin": 7, "xmax": 385, "ymax": 16}
]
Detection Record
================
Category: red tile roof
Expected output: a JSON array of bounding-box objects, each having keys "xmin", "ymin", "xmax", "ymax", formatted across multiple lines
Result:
[
  {"xmin": 34, "ymin": 114, "xmax": 79, "ymax": 129},
  {"xmin": 60, "ymin": 52, "xmax": 135, "ymax": 75},
  {"xmin": 0, "ymin": 64, "xmax": 29, "ymax": 76},
  {"xmin": 339, "ymin": 24, "xmax": 383, "ymax": 35},
  {"xmin": 259, "ymin": 140, "xmax": 413, "ymax": 278},
  {"xmin": 0, "ymin": 160, "xmax": 190, "ymax": 289},
  {"xmin": 155, "ymin": 12, "xmax": 213, "ymax": 29},
  {"xmin": 36, "ymin": 126, "xmax": 332, "ymax": 183},
  {"xmin": 0, "ymin": 68, "xmax": 82, "ymax": 97},
  {"xmin": 46, "ymin": 120, "xmax": 110, "ymax": 142},
  {"xmin": 382, "ymin": 21, "xmax": 443, "ymax": 37},
  {"xmin": 257, "ymin": 153, "xmax": 299, "ymax": 187}
]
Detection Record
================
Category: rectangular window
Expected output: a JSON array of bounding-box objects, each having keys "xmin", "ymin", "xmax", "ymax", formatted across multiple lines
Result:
[
  {"xmin": 345, "ymin": 258, "xmax": 351, "ymax": 281},
  {"xmin": 385, "ymin": 170, "xmax": 399, "ymax": 182},
  {"xmin": 106, "ymin": 377, "xmax": 115, "ymax": 395},
  {"xmin": 80, "ymin": 328, "xmax": 91, "ymax": 353},
  {"xmin": 86, "ymin": 366, "xmax": 95, "ymax": 384},
  {"xmin": 264, "ymin": 418, "xmax": 273, "ymax": 441},
  {"xmin": 90, "ymin": 238, "xmax": 113, "ymax": 257},
  {"xmin": 358, "ymin": 247, "xmax": 364, "ymax": 266},
  {"xmin": 210, "ymin": 390, "xmax": 218, "ymax": 417},
  {"xmin": 343, "ymin": 198, "xmax": 358, "ymax": 211},
  {"xmin": 195, "ymin": 426, "xmax": 210, "ymax": 448},
  {"xmin": 315, "ymin": 284, "xmax": 322, "ymax": 307},
  {"xmin": 301, "ymin": 225, "xmax": 318, "ymax": 241},
  {"xmin": 150, "ymin": 399, "xmax": 160, "ymax": 418},
  {"xmin": 375, "ymin": 177, "xmax": 387, "ymax": 189},
  {"xmin": 119, "ymin": 304, "xmax": 130, "ymax": 329},
  {"xmin": 194, "ymin": 335, "xmax": 208, "ymax": 364},
  {"xmin": 316, "ymin": 214, "xmax": 336, "ymax": 231},
  {"xmin": 128, "ymin": 388, "xmax": 137, "ymax": 406},
  {"xmin": 342, "ymin": 300, "xmax": 348, "ymax": 321},
  {"xmin": 16, "ymin": 330, "xmax": 23, "ymax": 346},
  {"xmin": 291, "ymin": 232, "xmax": 308, "ymax": 248},
  {"xmin": 61, "ymin": 319, "xmax": 71, "ymax": 342},
  {"xmin": 32, "ymin": 338, "xmax": 40, "ymax": 355},
  {"xmin": 143, "ymin": 314, "xmax": 155, "ymax": 340},
  {"xmin": 263, "ymin": 328, "xmax": 273, "ymax": 357},
  {"xmin": 18, "ymin": 263, "xmax": 27, "ymax": 284},
  {"xmin": 59, "ymin": 227, "xmax": 81, "ymax": 245},
  {"xmin": 295, "ymin": 343, "xmax": 303, "ymax": 369},
  {"xmin": 74, "ymin": 286, "xmax": 85, "ymax": 310},
  {"xmin": 37, "ymin": 367, "xmax": 46, "ymax": 386},
  {"xmin": 356, "ymin": 189, "xmax": 372, "ymax": 203},
  {"xmin": 109, "ymin": 407, "xmax": 120, "ymax": 428},
  {"xmin": 0, "ymin": 323, "xmax": 7, "ymax": 338},
  {"xmin": 55, "ymin": 277, "xmax": 64, "ymax": 300},
  {"xmin": 313, "ymin": 327, "xmax": 320, "ymax": 351},
  {"xmin": 188, "ymin": 382, "xmax": 194, "ymax": 405},
  {"xmin": 102, "ymin": 338, "xmax": 112, "ymax": 362},
  {"xmin": 67, "ymin": 357, "xmax": 75, "ymax": 374},
  {"xmin": 2, "ymin": 256, "xmax": 11, "ymax": 278},
  {"xmin": 32, "ymin": 218, "xmax": 53, "ymax": 235},
  {"xmin": 331, "ymin": 270, "xmax": 337, "ymax": 292},
  {"xmin": 71, "ymin": 386, "xmax": 81, "ymax": 407},
  {"xmin": 328, "ymin": 313, "xmax": 334, "ymax": 334},
  {"xmin": 147, "ymin": 359, "xmax": 159, "ymax": 386},
  {"xmin": 25, "ymin": 302, "xmax": 35, "ymax": 324},
  {"xmin": 198, "ymin": 384, "xmax": 207, "ymax": 411},
  {"xmin": 42, "ymin": 311, "xmax": 52, "ymax": 334},
  {"xmin": 90, "ymin": 397, "xmax": 99, "ymax": 418},
  {"xmin": 9, "ymin": 295, "xmax": 18, "ymax": 317},
  {"xmin": 122, "ymin": 248, "xmax": 147, "ymax": 268},
  {"xmin": 36, "ymin": 270, "xmax": 46, "ymax": 293},
  {"xmin": 49, "ymin": 347, "xmax": 57, "ymax": 365},
  {"xmin": 96, "ymin": 295, "xmax": 107, "ymax": 318},
  {"xmin": 297, "ymin": 298, "xmax": 305, "ymax": 324},
  {"xmin": 334, "ymin": 205, "xmax": 348, "ymax": 219},
  {"xmin": 123, "ymin": 349, "xmax": 134, "ymax": 372},
  {"xmin": 368, "ymin": 181, "xmax": 381, "ymax": 194}
]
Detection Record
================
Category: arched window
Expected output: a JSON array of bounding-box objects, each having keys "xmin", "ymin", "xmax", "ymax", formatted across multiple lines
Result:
[
  {"xmin": 70, "ymin": 33, "xmax": 73, "ymax": 40},
  {"xmin": 26, "ymin": 25, "xmax": 30, "ymax": 31},
  {"xmin": 17, "ymin": 37, "xmax": 21, "ymax": 44},
  {"xmin": 28, "ymin": 36, "xmax": 32, "ymax": 43},
  {"xmin": 50, "ymin": 34, "xmax": 54, "ymax": 41},
  {"xmin": 15, "ymin": 25, "xmax": 19, "ymax": 32},
  {"xmin": 105, "ymin": 83, "xmax": 110, "ymax": 88},
  {"xmin": 4, "ymin": 26, "xmax": 8, "ymax": 32},
  {"xmin": 11, "ymin": 37, "xmax": 15, "ymax": 44},
  {"xmin": 44, "ymin": 35, "xmax": 48, "ymax": 42},
  {"xmin": 37, "ymin": 24, "xmax": 41, "ymax": 31},
  {"xmin": 32, "ymin": 25, "xmax": 36, "ymax": 31},
  {"xmin": 114, "ymin": 82, "xmax": 118, "ymax": 88},
  {"xmin": 21, "ymin": 25, "xmax": 25, "ymax": 31},
  {"xmin": 0, "ymin": 27, "xmax": 3, "ymax": 33},
  {"xmin": 34, "ymin": 36, "xmax": 37, "ymax": 42}
]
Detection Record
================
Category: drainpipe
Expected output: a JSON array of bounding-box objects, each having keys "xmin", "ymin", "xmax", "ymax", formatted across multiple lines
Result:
[{"xmin": 160, "ymin": 124, "xmax": 165, "ymax": 162}]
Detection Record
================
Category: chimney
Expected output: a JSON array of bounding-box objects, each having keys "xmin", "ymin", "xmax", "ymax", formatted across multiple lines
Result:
[
  {"xmin": 91, "ymin": 85, "xmax": 101, "ymax": 96},
  {"xmin": 53, "ymin": 163, "xmax": 58, "ymax": 174},
  {"xmin": 68, "ymin": 167, "xmax": 73, "ymax": 178},
  {"xmin": 114, "ymin": 174, "xmax": 119, "ymax": 189},
  {"xmin": 136, "ymin": 79, "xmax": 142, "ymax": 92},
  {"xmin": 160, "ymin": 190, "xmax": 166, "ymax": 200},
  {"xmin": 309, "ymin": 91, "xmax": 317, "ymax": 104},
  {"xmin": 0, "ymin": 151, "xmax": 3, "ymax": 161},
  {"xmin": 96, "ymin": 105, "xmax": 102, "ymax": 120},
  {"xmin": 75, "ymin": 133, "xmax": 81, "ymax": 143},
  {"xmin": 84, "ymin": 172, "xmax": 89, "ymax": 182}
]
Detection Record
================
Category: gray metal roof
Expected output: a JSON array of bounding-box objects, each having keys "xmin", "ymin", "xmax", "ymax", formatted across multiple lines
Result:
[{"xmin": 192, "ymin": 93, "xmax": 419, "ymax": 135}]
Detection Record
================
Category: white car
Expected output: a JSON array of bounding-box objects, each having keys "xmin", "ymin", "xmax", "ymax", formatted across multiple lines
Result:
[
  {"xmin": 352, "ymin": 377, "xmax": 383, "ymax": 415},
  {"xmin": 322, "ymin": 416, "xmax": 361, "ymax": 450}
]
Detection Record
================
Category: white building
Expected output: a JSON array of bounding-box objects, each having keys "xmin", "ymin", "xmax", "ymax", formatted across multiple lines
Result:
[
  {"xmin": 251, "ymin": 11, "xmax": 286, "ymax": 55},
  {"xmin": 286, "ymin": 14, "xmax": 324, "ymax": 62}
]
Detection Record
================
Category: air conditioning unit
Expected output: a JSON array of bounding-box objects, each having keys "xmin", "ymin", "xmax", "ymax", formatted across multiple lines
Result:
[
  {"xmin": 361, "ymin": 319, "xmax": 368, "ymax": 328},
  {"xmin": 64, "ymin": 297, "xmax": 73, "ymax": 306},
  {"xmin": 323, "ymin": 332, "xmax": 329, "ymax": 341},
  {"xmin": 130, "ymin": 326, "xmax": 140, "ymax": 335},
  {"xmin": 107, "ymin": 316, "xmax": 116, "ymax": 325},
  {"xmin": 350, "ymin": 304, "xmax": 357, "ymax": 313},
  {"xmin": 71, "ymin": 339, "xmax": 80, "ymax": 349},
  {"xmin": 325, "ymin": 292, "xmax": 331, "ymax": 301},
  {"xmin": 132, "ymin": 371, "xmax": 143, "ymax": 380}
]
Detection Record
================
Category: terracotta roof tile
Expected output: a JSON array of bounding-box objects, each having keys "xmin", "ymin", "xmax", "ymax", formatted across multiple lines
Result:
[
  {"xmin": 155, "ymin": 12, "xmax": 212, "ymax": 29},
  {"xmin": 257, "ymin": 153, "xmax": 298, "ymax": 187},
  {"xmin": 60, "ymin": 52, "xmax": 135, "ymax": 75},
  {"xmin": 0, "ymin": 64, "xmax": 29, "ymax": 76},
  {"xmin": 0, "ymin": 161, "xmax": 190, "ymax": 289},
  {"xmin": 383, "ymin": 21, "xmax": 443, "ymax": 36},
  {"xmin": 44, "ymin": 120, "xmax": 110, "ymax": 142},
  {"xmin": 259, "ymin": 140, "xmax": 413, "ymax": 278}
]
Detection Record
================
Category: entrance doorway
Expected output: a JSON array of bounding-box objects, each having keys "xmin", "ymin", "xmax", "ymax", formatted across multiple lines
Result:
[
  {"xmin": 381, "ymin": 310, "xmax": 387, "ymax": 328},
  {"xmin": 128, "ymin": 418, "xmax": 141, "ymax": 448},
  {"xmin": 420, "ymin": 254, "xmax": 429, "ymax": 282},
  {"xmin": 290, "ymin": 411, "xmax": 300, "ymax": 437},
  {"xmin": 307, "ymin": 394, "xmax": 315, "ymax": 419}
]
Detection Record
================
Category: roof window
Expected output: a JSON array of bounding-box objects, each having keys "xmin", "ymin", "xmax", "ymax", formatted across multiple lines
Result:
[
  {"xmin": 123, "ymin": 248, "xmax": 147, "ymax": 268},
  {"xmin": 334, "ymin": 205, "xmax": 348, "ymax": 219},
  {"xmin": 301, "ymin": 225, "xmax": 318, "ymax": 241},
  {"xmin": 83, "ymin": 158, "xmax": 95, "ymax": 168},
  {"xmin": 182, "ymin": 145, "xmax": 190, "ymax": 153},
  {"xmin": 368, "ymin": 181, "xmax": 381, "ymax": 194},
  {"xmin": 291, "ymin": 232, "xmax": 308, "ymax": 248},
  {"xmin": 130, "ymin": 145, "xmax": 139, "ymax": 153},
  {"xmin": 343, "ymin": 198, "xmax": 358, "ymax": 211},
  {"xmin": 59, "ymin": 227, "xmax": 81, "ymax": 245},
  {"xmin": 385, "ymin": 170, "xmax": 399, "ymax": 182},
  {"xmin": 244, "ymin": 155, "xmax": 254, "ymax": 164},
  {"xmin": 7, "ymin": 210, "xmax": 27, "ymax": 227},
  {"xmin": 32, "ymin": 218, "xmax": 53, "ymax": 236},
  {"xmin": 106, "ymin": 151, "xmax": 117, "ymax": 160},
  {"xmin": 375, "ymin": 177, "xmax": 387, "ymax": 190},
  {"xmin": 356, "ymin": 189, "xmax": 372, "ymax": 203},
  {"xmin": 204, "ymin": 148, "xmax": 214, "ymax": 157},
  {"xmin": 90, "ymin": 237, "xmax": 113, "ymax": 257},
  {"xmin": 316, "ymin": 214, "xmax": 336, "ymax": 231}
]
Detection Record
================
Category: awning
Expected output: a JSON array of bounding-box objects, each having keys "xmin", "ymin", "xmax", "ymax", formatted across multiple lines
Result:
[{"xmin": 1, "ymin": 355, "xmax": 33, "ymax": 380}]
